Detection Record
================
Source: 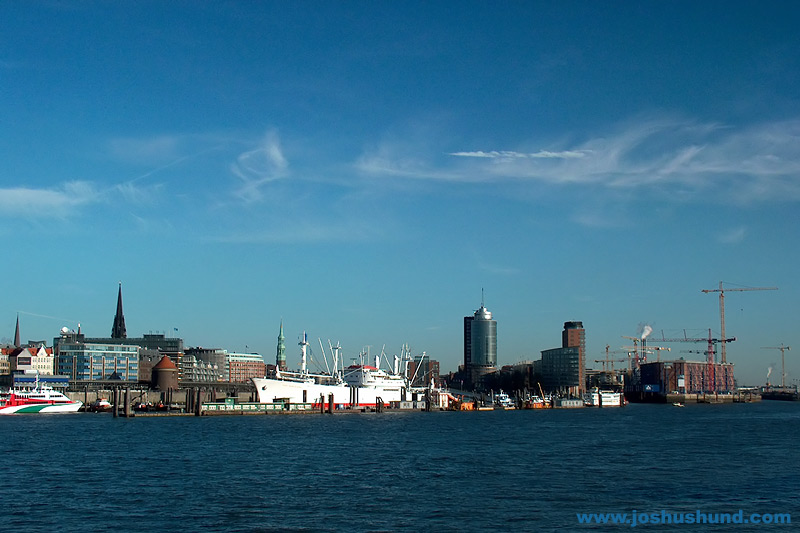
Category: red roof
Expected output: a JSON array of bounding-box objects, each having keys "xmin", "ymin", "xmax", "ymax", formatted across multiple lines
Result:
[{"xmin": 153, "ymin": 356, "xmax": 178, "ymax": 370}]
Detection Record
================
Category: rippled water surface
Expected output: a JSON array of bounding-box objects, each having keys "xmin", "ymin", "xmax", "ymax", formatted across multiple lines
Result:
[{"xmin": 3, "ymin": 402, "xmax": 798, "ymax": 531}]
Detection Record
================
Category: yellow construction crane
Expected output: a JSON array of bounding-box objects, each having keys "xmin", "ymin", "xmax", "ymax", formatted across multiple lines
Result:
[
  {"xmin": 597, "ymin": 345, "xmax": 629, "ymax": 371},
  {"xmin": 702, "ymin": 281, "xmax": 777, "ymax": 364},
  {"xmin": 761, "ymin": 344, "xmax": 790, "ymax": 388}
]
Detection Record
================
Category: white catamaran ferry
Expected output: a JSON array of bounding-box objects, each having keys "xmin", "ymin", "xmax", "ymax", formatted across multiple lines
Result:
[{"xmin": 1, "ymin": 377, "xmax": 82, "ymax": 415}]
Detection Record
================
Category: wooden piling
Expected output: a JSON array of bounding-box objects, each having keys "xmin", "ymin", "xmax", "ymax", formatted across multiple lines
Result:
[
  {"xmin": 112, "ymin": 388, "xmax": 119, "ymax": 418},
  {"xmin": 194, "ymin": 388, "xmax": 203, "ymax": 416}
]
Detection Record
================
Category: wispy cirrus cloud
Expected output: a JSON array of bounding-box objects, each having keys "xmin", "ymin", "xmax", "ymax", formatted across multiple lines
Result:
[
  {"xmin": 717, "ymin": 226, "xmax": 747, "ymax": 244},
  {"xmin": 0, "ymin": 181, "xmax": 99, "ymax": 217},
  {"xmin": 108, "ymin": 135, "xmax": 183, "ymax": 164},
  {"xmin": 230, "ymin": 130, "xmax": 289, "ymax": 203},
  {"xmin": 357, "ymin": 117, "xmax": 800, "ymax": 204},
  {"xmin": 448, "ymin": 149, "xmax": 590, "ymax": 159}
]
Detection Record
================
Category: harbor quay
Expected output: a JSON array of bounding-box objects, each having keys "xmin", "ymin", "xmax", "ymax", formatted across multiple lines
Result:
[{"xmin": 4, "ymin": 286, "xmax": 793, "ymax": 417}]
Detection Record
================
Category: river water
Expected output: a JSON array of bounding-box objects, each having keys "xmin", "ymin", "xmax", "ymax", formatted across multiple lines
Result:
[{"xmin": 3, "ymin": 401, "xmax": 797, "ymax": 531}]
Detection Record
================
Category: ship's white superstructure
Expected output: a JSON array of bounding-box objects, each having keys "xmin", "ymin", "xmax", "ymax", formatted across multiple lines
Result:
[
  {"xmin": 252, "ymin": 334, "xmax": 422, "ymax": 408},
  {"xmin": 1, "ymin": 377, "xmax": 83, "ymax": 415},
  {"xmin": 584, "ymin": 388, "xmax": 624, "ymax": 407}
]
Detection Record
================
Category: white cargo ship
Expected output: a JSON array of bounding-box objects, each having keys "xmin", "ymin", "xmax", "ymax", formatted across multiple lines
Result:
[{"xmin": 252, "ymin": 334, "xmax": 420, "ymax": 409}]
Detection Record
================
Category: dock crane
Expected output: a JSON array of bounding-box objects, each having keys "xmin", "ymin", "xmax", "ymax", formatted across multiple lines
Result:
[
  {"xmin": 702, "ymin": 281, "xmax": 777, "ymax": 363},
  {"xmin": 761, "ymin": 344, "xmax": 790, "ymax": 388}
]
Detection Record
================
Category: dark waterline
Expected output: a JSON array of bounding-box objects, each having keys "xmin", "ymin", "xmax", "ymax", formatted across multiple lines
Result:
[{"xmin": 3, "ymin": 402, "xmax": 798, "ymax": 532}]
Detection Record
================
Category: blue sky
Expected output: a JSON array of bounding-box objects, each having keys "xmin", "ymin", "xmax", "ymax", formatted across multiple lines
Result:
[{"xmin": 2, "ymin": 1, "xmax": 799, "ymax": 385}]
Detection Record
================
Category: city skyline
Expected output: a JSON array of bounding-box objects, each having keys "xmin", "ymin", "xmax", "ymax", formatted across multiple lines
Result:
[{"xmin": 2, "ymin": 2, "xmax": 798, "ymax": 385}]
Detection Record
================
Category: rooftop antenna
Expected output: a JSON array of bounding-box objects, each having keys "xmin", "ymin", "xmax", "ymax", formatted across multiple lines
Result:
[{"xmin": 481, "ymin": 288, "xmax": 485, "ymax": 308}]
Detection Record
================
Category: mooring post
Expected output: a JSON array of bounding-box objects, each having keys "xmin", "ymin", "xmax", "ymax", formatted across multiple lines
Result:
[
  {"xmin": 194, "ymin": 388, "xmax": 203, "ymax": 416},
  {"xmin": 124, "ymin": 388, "xmax": 131, "ymax": 417},
  {"xmin": 112, "ymin": 388, "xmax": 119, "ymax": 418}
]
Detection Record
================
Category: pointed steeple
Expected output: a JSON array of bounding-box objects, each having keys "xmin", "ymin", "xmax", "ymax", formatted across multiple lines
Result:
[
  {"xmin": 276, "ymin": 320, "xmax": 286, "ymax": 370},
  {"xmin": 14, "ymin": 313, "xmax": 20, "ymax": 347},
  {"xmin": 111, "ymin": 282, "xmax": 127, "ymax": 339}
]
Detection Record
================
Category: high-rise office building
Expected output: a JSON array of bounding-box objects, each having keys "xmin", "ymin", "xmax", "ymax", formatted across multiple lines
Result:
[
  {"xmin": 463, "ymin": 298, "xmax": 497, "ymax": 389},
  {"xmin": 539, "ymin": 321, "xmax": 586, "ymax": 395}
]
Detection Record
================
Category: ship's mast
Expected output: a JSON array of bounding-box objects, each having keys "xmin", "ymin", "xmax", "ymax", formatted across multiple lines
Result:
[{"xmin": 299, "ymin": 331, "xmax": 309, "ymax": 375}]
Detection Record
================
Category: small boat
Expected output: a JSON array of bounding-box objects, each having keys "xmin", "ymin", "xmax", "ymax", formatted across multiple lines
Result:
[
  {"xmin": 672, "ymin": 402, "xmax": 685, "ymax": 408},
  {"xmin": 493, "ymin": 391, "xmax": 516, "ymax": 410},
  {"xmin": 133, "ymin": 401, "xmax": 154, "ymax": 412},
  {"xmin": 87, "ymin": 398, "xmax": 113, "ymax": 413},
  {"xmin": 1, "ymin": 381, "xmax": 82, "ymax": 415},
  {"xmin": 524, "ymin": 396, "xmax": 551, "ymax": 409}
]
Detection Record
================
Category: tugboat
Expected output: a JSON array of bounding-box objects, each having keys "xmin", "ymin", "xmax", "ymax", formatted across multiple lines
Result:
[{"xmin": 87, "ymin": 398, "xmax": 113, "ymax": 413}]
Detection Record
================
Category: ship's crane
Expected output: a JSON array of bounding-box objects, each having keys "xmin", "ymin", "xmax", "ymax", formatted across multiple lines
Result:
[
  {"xmin": 702, "ymin": 281, "xmax": 777, "ymax": 363},
  {"xmin": 761, "ymin": 344, "xmax": 790, "ymax": 388}
]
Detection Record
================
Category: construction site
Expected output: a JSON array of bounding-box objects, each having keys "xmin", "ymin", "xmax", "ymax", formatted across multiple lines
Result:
[{"xmin": 618, "ymin": 282, "xmax": 778, "ymax": 404}]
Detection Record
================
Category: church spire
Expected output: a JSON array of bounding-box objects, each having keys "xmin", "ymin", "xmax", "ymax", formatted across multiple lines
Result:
[
  {"xmin": 14, "ymin": 313, "xmax": 20, "ymax": 347},
  {"xmin": 276, "ymin": 320, "xmax": 286, "ymax": 371},
  {"xmin": 111, "ymin": 282, "xmax": 127, "ymax": 339}
]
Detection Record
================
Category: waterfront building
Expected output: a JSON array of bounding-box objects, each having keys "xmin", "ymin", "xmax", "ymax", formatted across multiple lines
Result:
[
  {"xmin": 540, "ymin": 347, "xmax": 582, "ymax": 395},
  {"xmin": 180, "ymin": 353, "xmax": 220, "ymax": 383},
  {"xmin": 538, "ymin": 321, "xmax": 587, "ymax": 396},
  {"xmin": 228, "ymin": 351, "xmax": 267, "ymax": 383},
  {"xmin": 9, "ymin": 345, "xmax": 55, "ymax": 375},
  {"xmin": 56, "ymin": 341, "xmax": 139, "ymax": 382},
  {"xmin": 626, "ymin": 359, "xmax": 736, "ymax": 402},
  {"xmin": 53, "ymin": 285, "xmax": 184, "ymax": 378},
  {"xmin": 463, "ymin": 297, "xmax": 497, "ymax": 389},
  {"xmin": 184, "ymin": 347, "xmax": 228, "ymax": 382}
]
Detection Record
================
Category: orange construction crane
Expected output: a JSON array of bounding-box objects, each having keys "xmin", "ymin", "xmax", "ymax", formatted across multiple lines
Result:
[
  {"xmin": 761, "ymin": 344, "xmax": 790, "ymax": 388},
  {"xmin": 702, "ymin": 281, "xmax": 777, "ymax": 364}
]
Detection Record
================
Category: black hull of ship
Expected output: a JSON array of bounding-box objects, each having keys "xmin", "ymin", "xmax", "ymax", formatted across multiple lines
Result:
[{"xmin": 761, "ymin": 390, "xmax": 799, "ymax": 401}]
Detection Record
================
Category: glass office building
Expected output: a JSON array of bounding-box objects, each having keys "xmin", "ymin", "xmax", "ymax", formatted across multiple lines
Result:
[{"xmin": 57, "ymin": 342, "xmax": 140, "ymax": 382}]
